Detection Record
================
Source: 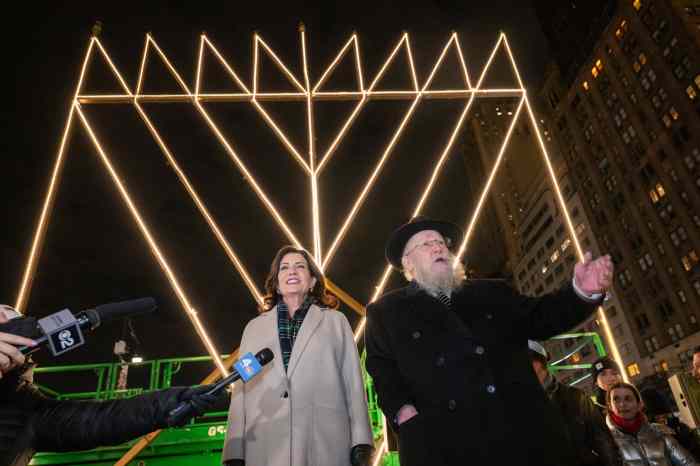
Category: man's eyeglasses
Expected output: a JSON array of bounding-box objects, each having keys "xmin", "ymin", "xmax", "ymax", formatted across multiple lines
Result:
[{"xmin": 403, "ymin": 238, "xmax": 451, "ymax": 257}]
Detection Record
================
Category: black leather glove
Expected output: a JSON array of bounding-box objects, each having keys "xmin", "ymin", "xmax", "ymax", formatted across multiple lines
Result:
[
  {"xmin": 164, "ymin": 384, "xmax": 225, "ymax": 427},
  {"xmin": 223, "ymin": 460, "xmax": 245, "ymax": 466},
  {"xmin": 350, "ymin": 443, "xmax": 374, "ymax": 466}
]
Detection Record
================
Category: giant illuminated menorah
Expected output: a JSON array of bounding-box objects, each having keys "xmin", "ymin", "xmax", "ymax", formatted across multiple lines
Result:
[{"xmin": 15, "ymin": 25, "xmax": 626, "ymax": 463}]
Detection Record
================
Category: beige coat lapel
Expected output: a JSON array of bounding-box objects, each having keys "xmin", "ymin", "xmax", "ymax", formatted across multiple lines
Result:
[
  {"xmin": 286, "ymin": 305, "xmax": 324, "ymax": 379},
  {"xmin": 263, "ymin": 306, "xmax": 287, "ymax": 382}
]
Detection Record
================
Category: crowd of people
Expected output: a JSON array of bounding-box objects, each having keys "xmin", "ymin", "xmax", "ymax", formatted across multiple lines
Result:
[{"xmin": 3, "ymin": 216, "xmax": 700, "ymax": 466}]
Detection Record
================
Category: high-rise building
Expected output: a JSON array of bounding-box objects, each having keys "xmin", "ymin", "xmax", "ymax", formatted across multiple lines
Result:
[
  {"xmin": 462, "ymin": 95, "xmax": 641, "ymax": 389},
  {"xmin": 538, "ymin": 0, "xmax": 700, "ymax": 379}
]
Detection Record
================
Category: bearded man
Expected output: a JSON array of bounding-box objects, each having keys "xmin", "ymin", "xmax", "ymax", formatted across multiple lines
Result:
[{"xmin": 364, "ymin": 217, "xmax": 614, "ymax": 466}]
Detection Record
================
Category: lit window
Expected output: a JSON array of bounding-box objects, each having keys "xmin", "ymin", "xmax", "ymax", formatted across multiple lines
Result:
[
  {"xmin": 561, "ymin": 239, "xmax": 571, "ymax": 251},
  {"xmin": 682, "ymin": 256, "xmax": 692, "ymax": 271},
  {"xmin": 627, "ymin": 363, "xmax": 641, "ymax": 377},
  {"xmin": 661, "ymin": 360, "xmax": 670, "ymax": 371},
  {"xmin": 616, "ymin": 28, "xmax": 623, "ymax": 39},
  {"xmin": 583, "ymin": 81, "xmax": 590, "ymax": 90},
  {"xmin": 592, "ymin": 67, "xmax": 599, "ymax": 78},
  {"xmin": 678, "ymin": 290, "xmax": 687, "ymax": 303},
  {"xmin": 542, "ymin": 265, "xmax": 548, "ymax": 274},
  {"xmin": 650, "ymin": 190, "xmax": 660, "ymax": 203},
  {"xmin": 639, "ymin": 52, "xmax": 647, "ymax": 65},
  {"xmin": 550, "ymin": 251, "xmax": 560, "ymax": 263},
  {"xmin": 571, "ymin": 352, "xmax": 582, "ymax": 363},
  {"xmin": 695, "ymin": 74, "xmax": 700, "ymax": 88},
  {"xmin": 596, "ymin": 59, "xmax": 603, "ymax": 70},
  {"xmin": 633, "ymin": 61, "xmax": 642, "ymax": 73},
  {"xmin": 656, "ymin": 182, "xmax": 666, "ymax": 197},
  {"xmin": 670, "ymin": 107, "xmax": 680, "ymax": 120},
  {"xmin": 633, "ymin": 0, "xmax": 642, "ymax": 10},
  {"xmin": 687, "ymin": 86, "xmax": 697, "ymax": 100}
]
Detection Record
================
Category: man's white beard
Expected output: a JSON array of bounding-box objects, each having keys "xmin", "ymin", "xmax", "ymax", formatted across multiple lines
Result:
[{"xmin": 413, "ymin": 256, "xmax": 465, "ymax": 296}]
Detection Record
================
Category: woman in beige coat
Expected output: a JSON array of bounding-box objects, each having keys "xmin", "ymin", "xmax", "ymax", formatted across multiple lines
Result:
[{"xmin": 222, "ymin": 246, "xmax": 373, "ymax": 466}]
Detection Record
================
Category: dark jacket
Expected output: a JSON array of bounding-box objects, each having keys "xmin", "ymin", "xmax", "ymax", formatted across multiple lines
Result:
[
  {"xmin": 364, "ymin": 279, "xmax": 601, "ymax": 466},
  {"xmin": 546, "ymin": 376, "xmax": 622, "ymax": 466},
  {"xmin": 0, "ymin": 365, "xmax": 190, "ymax": 466}
]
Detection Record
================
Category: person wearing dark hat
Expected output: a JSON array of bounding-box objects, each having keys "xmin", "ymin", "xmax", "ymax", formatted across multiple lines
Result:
[
  {"xmin": 591, "ymin": 357, "xmax": 623, "ymax": 415},
  {"xmin": 364, "ymin": 217, "xmax": 615, "ymax": 466},
  {"xmin": 528, "ymin": 340, "xmax": 622, "ymax": 466}
]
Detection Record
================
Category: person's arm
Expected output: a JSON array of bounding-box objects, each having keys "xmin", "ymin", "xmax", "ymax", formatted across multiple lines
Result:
[
  {"xmin": 364, "ymin": 302, "xmax": 415, "ymax": 429},
  {"xmin": 664, "ymin": 432, "xmax": 698, "ymax": 466},
  {"xmin": 337, "ymin": 314, "xmax": 373, "ymax": 465},
  {"xmin": 510, "ymin": 253, "xmax": 611, "ymax": 340},
  {"xmin": 581, "ymin": 396, "xmax": 623, "ymax": 466},
  {"xmin": 32, "ymin": 384, "xmax": 219, "ymax": 452}
]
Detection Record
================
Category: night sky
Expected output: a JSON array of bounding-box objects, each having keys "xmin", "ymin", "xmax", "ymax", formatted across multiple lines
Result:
[{"xmin": 0, "ymin": 2, "xmax": 550, "ymax": 382}]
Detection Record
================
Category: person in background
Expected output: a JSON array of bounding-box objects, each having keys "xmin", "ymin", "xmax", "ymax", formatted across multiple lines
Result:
[
  {"xmin": 0, "ymin": 303, "xmax": 223, "ymax": 466},
  {"xmin": 528, "ymin": 340, "xmax": 621, "ymax": 466},
  {"xmin": 592, "ymin": 357, "xmax": 623, "ymax": 415},
  {"xmin": 606, "ymin": 382, "xmax": 696, "ymax": 466}
]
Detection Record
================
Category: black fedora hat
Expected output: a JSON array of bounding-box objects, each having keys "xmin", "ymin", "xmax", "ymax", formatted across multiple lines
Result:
[{"xmin": 385, "ymin": 217, "xmax": 462, "ymax": 269}]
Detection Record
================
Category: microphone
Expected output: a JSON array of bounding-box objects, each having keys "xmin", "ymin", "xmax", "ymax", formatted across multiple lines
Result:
[
  {"xmin": 18, "ymin": 297, "xmax": 157, "ymax": 356},
  {"xmin": 165, "ymin": 348, "xmax": 274, "ymax": 427}
]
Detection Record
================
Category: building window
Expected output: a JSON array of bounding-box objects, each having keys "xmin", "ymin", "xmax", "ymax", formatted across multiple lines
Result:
[
  {"xmin": 678, "ymin": 290, "xmax": 687, "ymax": 303},
  {"xmin": 676, "ymin": 323, "xmax": 685, "ymax": 338},
  {"xmin": 627, "ymin": 363, "xmax": 641, "ymax": 377},
  {"xmin": 681, "ymin": 249, "xmax": 699, "ymax": 272},
  {"xmin": 644, "ymin": 339, "xmax": 654, "ymax": 352},
  {"xmin": 633, "ymin": 0, "xmax": 642, "ymax": 11},
  {"xmin": 668, "ymin": 326, "xmax": 679, "ymax": 342}
]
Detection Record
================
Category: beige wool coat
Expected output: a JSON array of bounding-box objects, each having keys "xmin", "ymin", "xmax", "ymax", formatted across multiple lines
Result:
[{"xmin": 222, "ymin": 304, "xmax": 373, "ymax": 466}]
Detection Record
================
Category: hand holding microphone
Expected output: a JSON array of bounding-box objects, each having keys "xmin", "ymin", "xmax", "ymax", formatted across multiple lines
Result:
[{"xmin": 165, "ymin": 348, "xmax": 274, "ymax": 427}]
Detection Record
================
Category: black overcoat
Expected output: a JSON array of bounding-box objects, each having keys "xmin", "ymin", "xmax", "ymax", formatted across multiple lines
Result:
[{"xmin": 365, "ymin": 279, "xmax": 601, "ymax": 466}]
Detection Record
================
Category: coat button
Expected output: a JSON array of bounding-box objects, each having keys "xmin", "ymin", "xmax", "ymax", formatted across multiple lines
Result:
[
  {"xmin": 448, "ymin": 399, "xmax": 457, "ymax": 411},
  {"xmin": 486, "ymin": 384, "xmax": 496, "ymax": 394},
  {"xmin": 475, "ymin": 346, "xmax": 485, "ymax": 355},
  {"xmin": 412, "ymin": 330, "xmax": 421, "ymax": 339},
  {"xmin": 435, "ymin": 355, "xmax": 445, "ymax": 367},
  {"xmin": 282, "ymin": 391, "xmax": 289, "ymax": 398}
]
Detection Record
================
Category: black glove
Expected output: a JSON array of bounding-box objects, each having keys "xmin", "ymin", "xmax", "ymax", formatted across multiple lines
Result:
[
  {"xmin": 350, "ymin": 443, "xmax": 374, "ymax": 466},
  {"xmin": 224, "ymin": 460, "xmax": 245, "ymax": 466},
  {"xmin": 164, "ymin": 385, "xmax": 224, "ymax": 427}
]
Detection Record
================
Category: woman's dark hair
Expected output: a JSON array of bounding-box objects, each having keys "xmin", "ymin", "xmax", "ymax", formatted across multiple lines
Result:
[
  {"xmin": 606, "ymin": 381, "xmax": 643, "ymax": 407},
  {"xmin": 260, "ymin": 245, "xmax": 338, "ymax": 312}
]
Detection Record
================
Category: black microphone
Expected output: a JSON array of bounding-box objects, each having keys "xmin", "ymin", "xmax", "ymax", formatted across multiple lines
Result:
[
  {"xmin": 18, "ymin": 297, "xmax": 157, "ymax": 356},
  {"xmin": 166, "ymin": 348, "xmax": 274, "ymax": 427}
]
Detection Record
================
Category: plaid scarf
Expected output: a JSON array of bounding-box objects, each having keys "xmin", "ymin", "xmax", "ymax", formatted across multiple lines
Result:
[{"xmin": 277, "ymin": 297, "xmax": 313, "ymax": 371}]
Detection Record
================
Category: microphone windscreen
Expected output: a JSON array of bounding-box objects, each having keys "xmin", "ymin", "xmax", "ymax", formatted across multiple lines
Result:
[
  {"xmin": 95, "ymin": 297, "xmax": 157, "ymax": 324},
  {"xmin": 255, "ymin": 348, "xmax": 274, "ymax": 366}
]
